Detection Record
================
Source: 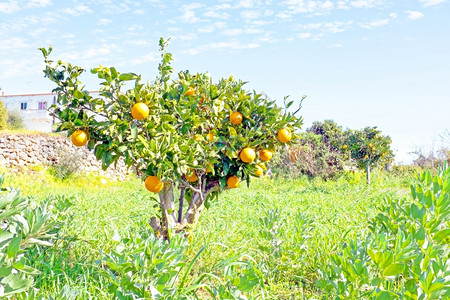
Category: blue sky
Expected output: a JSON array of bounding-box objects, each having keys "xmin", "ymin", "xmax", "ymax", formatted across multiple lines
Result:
[{"xmin": 1, "ymin": 0, "xmax": 449, "ymax": 163}]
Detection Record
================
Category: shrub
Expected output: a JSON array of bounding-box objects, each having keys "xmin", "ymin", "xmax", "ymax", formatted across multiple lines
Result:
[
  {"xmin": 99, "ymin": 223, "xmax": 264, "ymax": 299},
  {"xmin": 316, "ymin": 162, "xmax": 450, "ymax": 299},
  {"xmin": 48, "ymin": 148, "xmax": 84, "ymax": 180},
  {"xmin": 6, "ymin": 110, "xmax": 25, "ymax": 130},
  {"xmin": 0, "ymin": 101, "xmax": 7, "ymax": 130},
  {"xmin": 0, "ymin": 174, "xmax": 72, "ymax": 297},
  {"xmin": 271, "ymin": 132, "xmax": 348, "ymax": 179}
]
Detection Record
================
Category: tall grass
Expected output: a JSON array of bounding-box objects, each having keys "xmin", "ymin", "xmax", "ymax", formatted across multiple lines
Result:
[{"xmin": 2, "ymin": 167, "xmax": 412, "ymax": 298}]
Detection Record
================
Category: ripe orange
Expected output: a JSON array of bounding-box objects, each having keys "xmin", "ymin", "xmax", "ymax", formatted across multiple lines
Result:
[
  {"xmin": 131, "ymin": 103, "xmax": 149, "ymax": 120},
  {"xmin": 277, "ymin": 128, "xmax": 292, "ymax": 143},
  {"xmin": 206, "ymin": 132, "xmax": 214, "ymax": 142},
  {"xmin": 206, "ymin": 163, "xmax": 213, "ymax": 173},
  {"xmin": 368, "ymin": 143, "xmax": 373, "ymax": 148},
  {"xmin": 229, "ymin": 111, "xmax": 243, "ymax": 125},
  {"xmin": 185, "ymin": 170, "xmax": 198, "ymax": 182},
  {"xmin": 71, "ymin": 130, "xmax": 88, "ymax": 147},
  {"xmin": 342, "ymin": 145, "xmax": 348, "ymax": 150},
  {"xmin": 227, "ymin": 176, "xmax": 240, "ymax": 188},
  {"xmin": 185, "ymin": 87, "xmax": 195, "ymax": 96},
  {"xmin": 240, "ymin": 147, "xmax": 256, "ymax": 163},
  {"xmin": 259, "ymin": 149, "xmax": 273, "ymax": 161},
  {"xmin": 145, "ymin": 176, "xmax": 163, "ymax": 193},
  {"xmin": 372, "ymin": 147, "xmax": 376, "ymax": 151},
  {"xmin": 364, "ymin": 155, "xmax": 369, "ymax": 159},
  {"xmin": 254, "ymin": 165, "xmax": 263, "ymax": 177}
]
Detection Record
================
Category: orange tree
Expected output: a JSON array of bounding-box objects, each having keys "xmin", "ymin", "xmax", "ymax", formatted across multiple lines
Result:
[
  {"xmin": 40, "ymin": 39, "xmax": 303, "ymax": 239},
  {"xmin": 346, "ymin": 127, "xmax": 394, "ymax": 184}
]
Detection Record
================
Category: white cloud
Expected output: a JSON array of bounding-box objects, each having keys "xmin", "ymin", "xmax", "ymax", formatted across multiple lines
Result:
[
  {"xmin": 298, "ymin": 21, "xmax": 353, "ymax": 33},
  {"xmin": 349, "ymin": 0, "xmax": 381, "ymax": 8},
  {"xmin": 130, "ymin": 53, "xmax": 158, "ymax": 65},
  {"xmin": 237, "ymin": 0, "xmax": 255, "ymax": 8},
  {"xmin": 180, "ymin": 3, "xmax": 203, "ymax": 23},
  {"xmin": 27, "ymin": 0, "xmax": 51, "ymax": 8},
  {"xmin": 419, "ymin": 0, "xmax": 446, "ymax": 6},
  {"xmin": 172, "ymin": 33, "xmax": 198, "ymax": 40},
  {"xmin": 283, "ymin": 0, "xmax": 335, "ymax": 13},
  {"xmin": 62, "ymin": 4, "xmax": 93, "ymax": 16},
  {"xmin": 359, "ymin": 18, "xmax": 390, "ymax": 29},
  {"xmin": 204, "ymin": 9, "xmax": 229, "ymax": 19},
  {"xmin": 210, "ymin": 41, "xmax": 260, "ymax": 50},
  {"xmin": 222, "ymin": 28, "xmax": 243, "ymax": 36},
  {"xmin": 241, "ymin": 10, "xmax": 260, "ymax": 20},
  {"xmin": 0, "ymin": 0, "xmax": 20, "ymax": 13},
  {"xmin": 0, "ymin": 37, "xmax": 28, "ymax": 50},
  {"xmin": 406, "ymin": 10, "xmax": 424, "ymax": 20},
  {"xmin": 99, "ymin": 18, "xmax": 112, "ymax": 25},
  {"xmin": 133, "ymin": 9, "xmax": 146, "ymax": 14},
  {"xmin": 389, "ymin": 12, "xmax": 397, "ymax": 18}
]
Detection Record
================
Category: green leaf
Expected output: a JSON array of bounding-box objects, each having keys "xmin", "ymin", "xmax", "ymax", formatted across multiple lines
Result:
[
  {"xmin": 383, "ymin": 263, "xmax": 405, "ymax": 277},
  {"xmin": 433, "ymin": 229, "xmax": 450, "ymax": 242},
  {"xmin": 7, "ymin": 235, "xmax": 22, "ymax": 259}
]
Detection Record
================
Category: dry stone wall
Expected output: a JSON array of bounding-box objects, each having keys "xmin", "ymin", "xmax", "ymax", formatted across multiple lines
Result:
[{"xmin": 0, "ymin": 132, "xmax": 130, "ymax": 180}]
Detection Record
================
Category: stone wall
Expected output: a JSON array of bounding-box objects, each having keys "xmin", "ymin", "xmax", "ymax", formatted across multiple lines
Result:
[{"xmin": 0, "ymin": 132, "xmax": 130, "ymax": 180}]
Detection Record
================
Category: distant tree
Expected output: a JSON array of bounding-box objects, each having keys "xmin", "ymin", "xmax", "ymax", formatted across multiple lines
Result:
[
  {"xmin": 0, "ymin": 101, "xmax": 7, "ymax": 130},
  {"xmin": 346, "ymin": 127, "xmax": 394, "ymax": 184}
]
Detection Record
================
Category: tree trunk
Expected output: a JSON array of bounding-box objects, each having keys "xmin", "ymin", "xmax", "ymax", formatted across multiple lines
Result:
[
  {"xmin": 149, "ymin": 180, "xmax": 220, "ymax": 240},
  {"xmin": 366, "ymin": 161, "xmax": 371, "ymax": 185}
]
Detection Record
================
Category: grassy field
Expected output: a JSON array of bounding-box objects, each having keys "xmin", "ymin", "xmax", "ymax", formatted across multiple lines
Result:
[{"xmin": 0, "ymin": 167, "xmax": 417, "ymax": 299}]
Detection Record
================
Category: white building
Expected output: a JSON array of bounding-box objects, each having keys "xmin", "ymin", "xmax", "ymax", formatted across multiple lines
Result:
[
  {"xmin": 0, "ymin": 92, "xmax": 56, "ymax": 132},
  {"xmin": 0, "ymin": 90, "xmax": 99, "ymax": 132}
]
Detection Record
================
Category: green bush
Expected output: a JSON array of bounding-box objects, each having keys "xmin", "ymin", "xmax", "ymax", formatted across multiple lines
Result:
[
  {"xmin": 0, "ymin": 174, "xmax": 72, "ymax": 297},
  {"xmin": 0, "ymin": 101, "xmax": 7, "ymax": 130},
  {"xmin": 48, "ymin": 149, "xmax": 84, "ymax": 180},
  {"xmin": 316, "ymin": 162, "xmax": 450, "ymax": 299},
  {"xmin": 270, "ymin": 120, "xmax": 351, "ymax": 179},
  {"xmin": 99, "ymin": 223, "xmax": 264, "ymax": 299},
  {"xmin": 6, "ymin": 110, "xmax": 25, "ymax": 130}
]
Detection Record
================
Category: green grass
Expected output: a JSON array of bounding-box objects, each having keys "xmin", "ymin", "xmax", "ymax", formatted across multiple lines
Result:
[{"xmin": 1, "ymin": 168, "xmax": 413, "ymax": 298}]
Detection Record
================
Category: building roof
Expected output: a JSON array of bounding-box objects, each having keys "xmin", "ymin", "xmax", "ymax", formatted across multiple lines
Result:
[{"xmin": 0, "ymin": 91, "xmax": 99, "ymax": 98}]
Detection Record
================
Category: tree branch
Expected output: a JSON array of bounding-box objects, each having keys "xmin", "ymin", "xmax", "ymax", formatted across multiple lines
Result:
[{"xmin": 177, "ymin": 185, "xmax": 185, "ymax": 223}]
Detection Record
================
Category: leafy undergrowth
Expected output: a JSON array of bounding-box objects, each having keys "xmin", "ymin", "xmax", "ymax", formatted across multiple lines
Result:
[{"xmin": 1, "ymin": 168, "xmax": 418, "ymax": 298}]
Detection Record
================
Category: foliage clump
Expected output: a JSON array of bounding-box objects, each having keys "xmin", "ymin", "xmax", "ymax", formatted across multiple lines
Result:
[
  {"xmin": 0, "ymin": 174, "xmax": 71, "ymax": 297},
  {"xmin": 316, "ymin": 162, "xmax": 450, "ymax": 298},
  {"xmin": 6, "ymin": 110, "xmax": 26, "ymax": 130},
  {"xmin": 0, "ymin": 101, "xmax": 7, "ymax": 130}
]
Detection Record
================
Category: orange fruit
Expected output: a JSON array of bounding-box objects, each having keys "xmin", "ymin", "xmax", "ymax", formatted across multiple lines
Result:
[
  {"xmin": 131, "ymin": 103, "xmax": 149, "ymax": 120},
  {"xmin": 229, "ymin": 111, "xmax": 243, "ymax": 125},
  {"xmin": 240, "ymin": 148, "xmax": 256, "ymax": 163},
  {"xmin": 259, "ymin": 149, "xmax": 273, "ymax": 161},
  {"xmin": 364, "ymin": 155, "xmax": 369, "ymax": 159},
  {"xmin": 368, "ymin": 143, "xmax": 373, "ymax": 148},
  {"xmin": 342, "ymin": 145, "xmax": 347, "ymax": 150},
  {"xmin": 277, "ymin": 128, "xmax": 292, "ymax": 143},
  {"xmin": 254, "ymin": 165, "xmax": 263, "ymax": 177},
  {"xmin": 227, "ymin": 176, "xmax": 240, "ymax": 188},
  {"xmin": 185, "ymin": 170, "xmax": 198, "ymax": 182},
  {"xmin": 206, "ymin": 132, "xmax": 214, "ymax": 142},
  {"xmin": 145, "ymin": 176, "xmax": 163, "ymax": 193},
  {"xmin": 185, "ymin": 87, "xmax": 195, "ymax": 96},
  {"xmin": 206, "ymin": 163, "xmax": 213, "ymax": 173},
  {"xmin": 372, "ymin": 147, "xmax": 376, "ymax": 151},
  {"xmin": 71, "ymin": 130, "xmax": 88, "ymax": 147}
]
